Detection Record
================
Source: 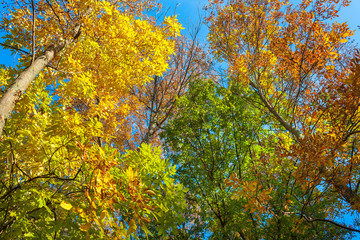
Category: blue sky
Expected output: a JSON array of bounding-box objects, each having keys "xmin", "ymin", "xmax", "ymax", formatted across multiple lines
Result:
[
  {"xmin": 0, "ymin": 0, "xmax": 359, "ymax": 66},
  {"xmin": 161, "ymin": 0, "xmax": 360, "ymax": 44},
  {"xmin": 336, "ymin": 0, "xmax": 360, "ymax": 42},
  {"xmin": 161, "ymin": 0, "xmax": 208, "ymax": 41}
]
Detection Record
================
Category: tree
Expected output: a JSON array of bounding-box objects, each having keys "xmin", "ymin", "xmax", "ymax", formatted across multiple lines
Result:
[
  {"xmin": 123, "ymin": 21, "xmax": 216, "ymax": 239},
  {"xmin": 124, "ymin": 29, "xmax": 214, "ymax": 150},
  {"xmin": 2, "ymin": 0, "xmax": 360, "ymax": 238},
  {"xmin": 0, "ymin": 0, "xmax": 186, "ymax": 238},
  {"xmin": 206, "ymin": 0, "xmax": 360, "ymax": 235},
  {"xmin": 162, "ymin": 78, "xmax": 354, "ymax": 239}
]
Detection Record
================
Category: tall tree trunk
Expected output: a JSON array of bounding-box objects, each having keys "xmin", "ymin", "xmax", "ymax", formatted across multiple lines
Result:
[{"xmin": 0, "ymin": 26, "xmax": 81, "ymax": 138}]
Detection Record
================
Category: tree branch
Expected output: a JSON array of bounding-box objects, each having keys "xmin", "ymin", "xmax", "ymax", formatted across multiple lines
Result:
[
  {"xmin": 0, "ymin": 168, "xmax": 82, "ymax": 202},
  {"xmin": 302, "ymin": 213, "xmax": 360, "ymax": 233},
  {"xmin": 31, "ymin": 0, "xmax": 36, "ymax": 64},
  {"xmin": 0, "ymin": 43, "xmax": 30, "ymax": 55},
  {"xmin": 249, "ymin": 80, "xmax": 302, "ymax": 140}
]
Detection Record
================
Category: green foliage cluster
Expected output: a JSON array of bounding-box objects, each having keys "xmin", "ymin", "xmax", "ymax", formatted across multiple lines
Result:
[{"xmin": 161, "ymin": 79, "xmax": 353, "ymax": 239}]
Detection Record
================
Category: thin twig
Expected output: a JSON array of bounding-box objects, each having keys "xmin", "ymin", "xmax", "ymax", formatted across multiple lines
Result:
[
  {"xmin": 0, "ymin": 43, "xmax": 30, "ymax": 55},
  {"xmin": 303, "ymin": 215, "xmax": 360, "ymax": 233},
  {"xmin": 31, "ymin": 0, "xmax": 36, "ymax": 63},
  {"xmin": 284, "ymin": 211, "xmax": 360, "ymax": 233}
]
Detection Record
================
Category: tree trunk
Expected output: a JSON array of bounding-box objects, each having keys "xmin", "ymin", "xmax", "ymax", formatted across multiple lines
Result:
[{"xmin": 0, "ymin": 24, "xmax": 81, "ymax": 138}]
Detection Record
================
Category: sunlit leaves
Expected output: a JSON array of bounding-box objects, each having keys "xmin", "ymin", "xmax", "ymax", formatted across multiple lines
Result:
[
  {"xmin": 206, "ymin": 0, "xmax": 360, "ymax": 237},
  {"xmin": 0, "ymin": 0, "xmax": 186, "ymax": 238}
]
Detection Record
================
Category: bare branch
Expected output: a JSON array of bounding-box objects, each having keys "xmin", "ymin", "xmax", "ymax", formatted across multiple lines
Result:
[
  {"xmin": 249, "ymin": 80, "xmax": 302, "ymax": 140},
  {"xmin": 31, "ymin": 0, "xmax": 36, "ymax": 63},
  {"xmin": 0, "ymin": 43, "xmax": 30, "ymax": 55},
  {"xmin": 302, "ymin": 214, "xmax": 360, "ymax": 233}
]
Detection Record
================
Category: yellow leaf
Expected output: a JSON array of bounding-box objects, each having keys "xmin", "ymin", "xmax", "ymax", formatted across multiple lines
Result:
[
  {"xmin": 94, "ymin": 217, "xmax": 101, "ymax": 226},
  {"xmin": 127, "ymin": 166, "xmax": 134, "ymax": 180},
  {"xmin": 91, "ymin": 201, "xmax": 97, "ymax": 210},
  {"xmin": 339, "ymin": 39, "xmax": 348, "ymax": 43},
  {"xmin": 60, "ymin": 201, "xmax": 72, "ymax": 210},
  {"xmin": 80, "ymin": 222, "xmax": 91, "ymax": 232},
  {"xmin": 104, "ymin": 5, "xmax": 112, "ymax": 15}
]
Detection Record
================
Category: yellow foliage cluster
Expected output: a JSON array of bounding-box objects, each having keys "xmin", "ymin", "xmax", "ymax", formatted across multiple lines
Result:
[{"xmin": 0, "ymin": 0, "xmax": 186, "ymax": 238}]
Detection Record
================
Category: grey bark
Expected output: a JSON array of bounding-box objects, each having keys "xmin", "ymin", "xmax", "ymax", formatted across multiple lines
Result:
[
  {"xmin": 0, "ymin": 42, "xmax": 63, "ymax": 137},
  {"xmin": 0, "ymin": 25, "xmax": 80, "ymax": 138}
]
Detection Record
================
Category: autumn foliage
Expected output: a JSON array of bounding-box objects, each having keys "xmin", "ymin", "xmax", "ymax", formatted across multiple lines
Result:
[
  {"xmin": 0, "ymin": 0, "xmax": 186, "ymax": 238},
  {"xmin": 0, "ymin": 0, "xmax": 360, "ymax": 239}
]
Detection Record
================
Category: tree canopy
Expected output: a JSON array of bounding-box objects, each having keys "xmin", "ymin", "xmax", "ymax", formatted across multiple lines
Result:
[{"xmin": 0, "ymin": 0, "xmax": 360, "ymax": 239}]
